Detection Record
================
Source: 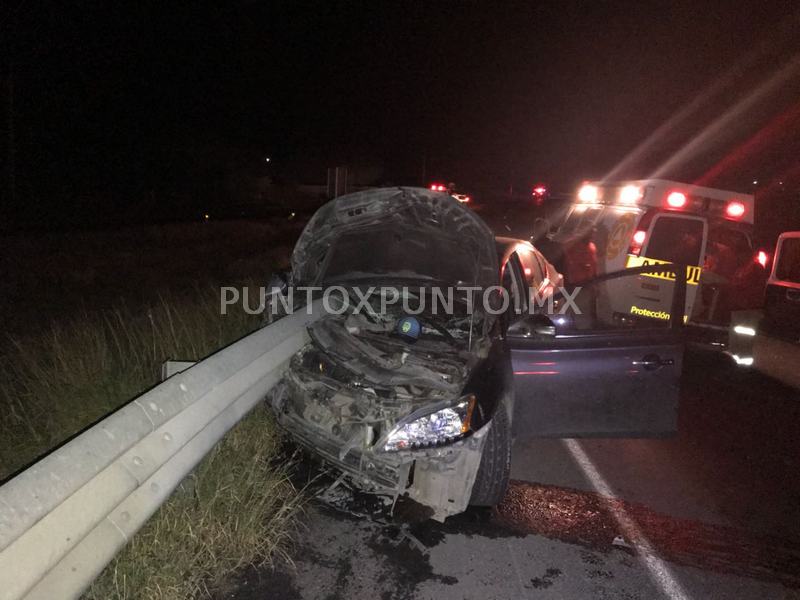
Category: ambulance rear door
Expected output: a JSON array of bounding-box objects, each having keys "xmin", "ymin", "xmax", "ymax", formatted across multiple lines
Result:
[{"xmin": 631, "ymin": 213, "xmax": 707, "ymax": 320}]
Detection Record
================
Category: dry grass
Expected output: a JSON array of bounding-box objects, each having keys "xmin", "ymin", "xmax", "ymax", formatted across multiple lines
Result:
[
  {"xmin": 0, "ymin": 286, "xmax": 262, "ymax": 478},
  {"xmin": 0, "ymin": 285, "xmax": 304, "ymax": 599},
  {"xmin": 0, "ymin": 220, "xmax": 307, "ymax": 598},
  {"xmin": 83, "ymin": 405, "xmax": 302, "ymax": 600}
]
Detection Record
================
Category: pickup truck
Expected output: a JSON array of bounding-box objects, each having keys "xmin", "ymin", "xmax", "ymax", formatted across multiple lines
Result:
[{"xmin": 729, "ymin": 231, "xmax": 800, "ymax": 389}]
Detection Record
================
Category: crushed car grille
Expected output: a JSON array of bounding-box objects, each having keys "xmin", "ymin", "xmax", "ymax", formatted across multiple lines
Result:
[{"xmin": 280, "ymin": 413, "xmax": 404, "ymax": 492}]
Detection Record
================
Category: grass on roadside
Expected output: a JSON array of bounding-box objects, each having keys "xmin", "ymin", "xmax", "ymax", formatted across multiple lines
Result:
[
  {"xmin": 0, "ymin": 285, "xmax": 259, "ymax": 478},
  {"xmin": 0, "ymin": 284, "xmax": 303, "ymax": 599},
  {"xmin": 83, "ymin": 405, "xmax": 302, "ymax": 600}
]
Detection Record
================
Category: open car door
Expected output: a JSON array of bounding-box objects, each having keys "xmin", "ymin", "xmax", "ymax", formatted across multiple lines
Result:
[{"xmin": 504, "ymin": 256, "xmax": 687, "ymax": 437}]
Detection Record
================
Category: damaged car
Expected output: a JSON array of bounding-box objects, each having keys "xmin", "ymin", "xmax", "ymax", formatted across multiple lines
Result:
[
  {"xmin": 269, "ymin": 187, "xmax": 687, "ymax": 521},
  {"xmin": 269, "ymin": 187, "xmax": 511, "ymax": 521}
]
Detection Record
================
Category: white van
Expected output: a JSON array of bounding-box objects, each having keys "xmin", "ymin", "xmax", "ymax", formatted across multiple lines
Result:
[{"xmin": 547, "ymin": 179, "xmax": 765, "ymax": 328}]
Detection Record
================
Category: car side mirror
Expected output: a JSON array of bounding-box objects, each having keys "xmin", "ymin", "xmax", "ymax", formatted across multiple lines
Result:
[{"xmin": 507, "ymin": 313, "xmax": 556, "ymax": 338}]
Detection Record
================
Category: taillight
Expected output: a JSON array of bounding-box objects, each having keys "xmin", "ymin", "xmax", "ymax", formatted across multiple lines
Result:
[
  {"xmin": 666, "ymin": 191, "xmax": 687, "ymax": 208},
  {"xmin": 756, "ymin": 250, "xmax": 768, "ymax": 267},
  {"xmin": 629, "ymin": 229, "xmax": 647, "ymax": 256},
  {"xmin": 430, "ymin": 184, "xmax": 446, "ymax": 192},
  {"xmin": 533, "ymin": 185, "xmax": 547, "ymax": 196},
  {"xmin": 726, "ymin": 201, "xmax": 746, "ymax": 219}
]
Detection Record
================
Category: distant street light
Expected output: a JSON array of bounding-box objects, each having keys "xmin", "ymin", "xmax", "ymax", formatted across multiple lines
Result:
[{"xmin": 265, "ymin": 157, "xmax": 271, "ymax": 163}]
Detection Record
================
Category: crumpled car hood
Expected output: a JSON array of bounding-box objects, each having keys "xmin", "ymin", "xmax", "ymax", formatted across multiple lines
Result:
[{"xmin": 290, "ymin": 187, "xmax": 498, "ymax": 292}]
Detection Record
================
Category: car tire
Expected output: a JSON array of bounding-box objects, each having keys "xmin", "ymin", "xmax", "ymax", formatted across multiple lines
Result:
[{"xmin": 469, "ymin": 404, "xmax": 511, "ymax": 506}]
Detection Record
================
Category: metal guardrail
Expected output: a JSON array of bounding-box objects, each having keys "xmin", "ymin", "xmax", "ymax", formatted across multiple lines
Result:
[{"xmin": 0, "ymin": 303, "xmax": 323, "ymax": 600}]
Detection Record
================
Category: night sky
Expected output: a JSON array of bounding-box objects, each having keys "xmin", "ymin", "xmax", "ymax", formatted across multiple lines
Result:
[{"xmin": 3, "ymin": 1, "xmax": 800, "ymax": 228}]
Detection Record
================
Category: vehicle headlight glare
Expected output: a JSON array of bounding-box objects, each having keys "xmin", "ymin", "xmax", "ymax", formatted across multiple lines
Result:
[{"xmin": 383, "ymin": 394, "xmax": 476, "ymax": 452}]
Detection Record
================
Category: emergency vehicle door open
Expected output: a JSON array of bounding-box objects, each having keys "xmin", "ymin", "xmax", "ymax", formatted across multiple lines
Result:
[
  {"xmin": 550, "ymin": 179, "xmax": 756, "ymax": 327},
  {"xmin": 623, "ymin": 213, "xmax": 707, "ymax": 322}
]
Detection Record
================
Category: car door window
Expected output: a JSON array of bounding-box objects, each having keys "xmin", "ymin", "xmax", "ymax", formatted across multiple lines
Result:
[
  {"xmin": 517, "ymin": 248, "xmax": 545, "ymax": 289},
  {"xmin": 529, "ymin": 265, "xmax": 685, "ymax": 332},
  {"xmin": 501, "ymin": 252, "xmax": 528, "ymax": 318}
]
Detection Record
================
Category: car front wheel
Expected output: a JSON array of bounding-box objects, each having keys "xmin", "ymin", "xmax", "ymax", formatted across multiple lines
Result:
[{"xmin": 469, "ymin": 404, "xmax": 511, "ymax": 506}]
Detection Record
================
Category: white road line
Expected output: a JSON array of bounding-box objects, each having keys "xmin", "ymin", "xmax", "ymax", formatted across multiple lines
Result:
[{"xmin": 562, "ymin": 439, "xmax": 692, "ymax": 600}]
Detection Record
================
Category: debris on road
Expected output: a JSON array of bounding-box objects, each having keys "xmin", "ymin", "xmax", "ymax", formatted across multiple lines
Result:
[
  {"xmin": 612, "ymin": 535, "xmax": 636, "ymax": 555},
  {"xmin": 497, "ymin": 480, "xmax": 800, "ymax": 588}
]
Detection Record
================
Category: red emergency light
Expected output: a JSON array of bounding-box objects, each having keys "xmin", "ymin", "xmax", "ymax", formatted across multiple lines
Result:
[
  {"xmin": 430, "ymin": 184, "xmax": 446, "ymax": 192},
  {"xmin": 666, "ymin": 191, "xmax": 687, "ymax": 209},
  {"xmin": 532, "ymin": 185, "xmax": 547, "ymax": 196},
  {"xmin": 726, "ymin": 201, "xmax": 746, "ymax": 219},
  {"xmin": 629, "ymin": 229, "xmax": 647, "ymax": 256}
]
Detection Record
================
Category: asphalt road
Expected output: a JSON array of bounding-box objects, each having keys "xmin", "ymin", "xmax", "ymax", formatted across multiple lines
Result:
[{"xmin": 220, "ymin": 351, "xmax": 800, "ymax": 600}]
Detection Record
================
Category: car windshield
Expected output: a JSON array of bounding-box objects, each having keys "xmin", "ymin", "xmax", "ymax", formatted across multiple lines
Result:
[{"xmin": 559, "ymin": 206, "xmax": 602, "ymax": 234}]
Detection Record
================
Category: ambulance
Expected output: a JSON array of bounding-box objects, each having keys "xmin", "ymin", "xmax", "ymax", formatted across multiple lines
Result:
[{"xmin": 547, "ymin": 179, "xmax": 765, "ymax": 328}]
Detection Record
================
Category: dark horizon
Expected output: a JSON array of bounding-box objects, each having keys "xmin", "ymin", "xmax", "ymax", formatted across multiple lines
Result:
[{"xmin": 3, "ymin": 1, "xmax": 800, "ymax": 230}]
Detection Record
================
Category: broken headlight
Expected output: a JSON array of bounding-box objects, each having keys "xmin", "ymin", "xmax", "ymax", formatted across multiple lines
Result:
[{"xmin": 382, "ymin": 394, "xmax": 477, "ymax": 452}]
